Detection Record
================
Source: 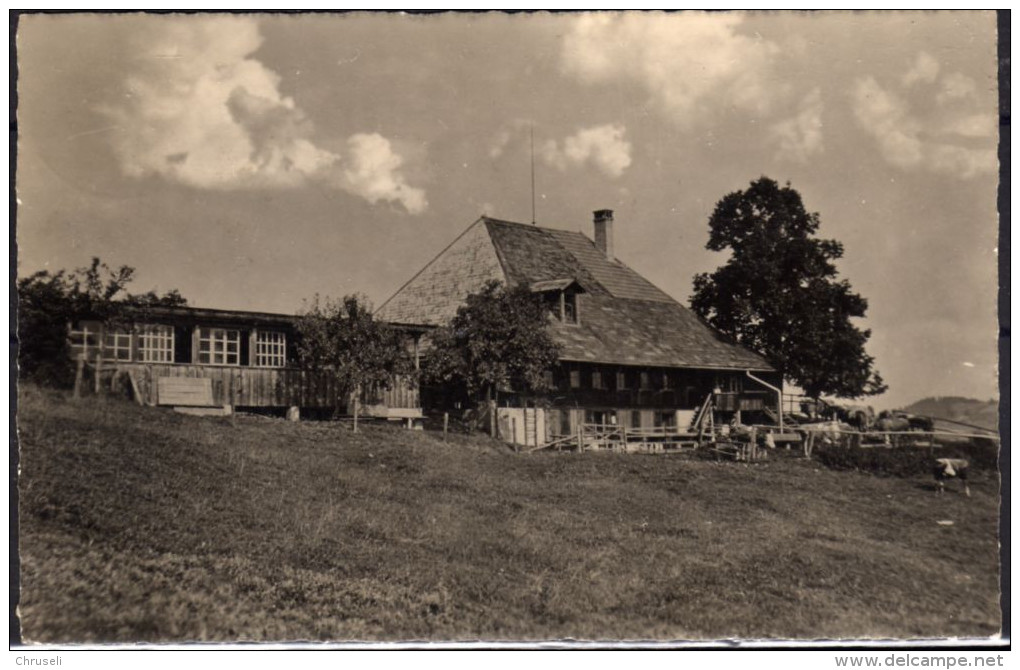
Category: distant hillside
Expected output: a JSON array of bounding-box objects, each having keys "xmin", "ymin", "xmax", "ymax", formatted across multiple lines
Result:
[{"xmin": 902, "ymin": 396, "xmax": 999, "ymax": 431}]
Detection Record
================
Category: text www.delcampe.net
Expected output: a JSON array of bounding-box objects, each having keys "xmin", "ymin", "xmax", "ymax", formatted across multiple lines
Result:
[{"xmin": 835, "ymin": 655, "xmax": 1005, "ymax": 668}]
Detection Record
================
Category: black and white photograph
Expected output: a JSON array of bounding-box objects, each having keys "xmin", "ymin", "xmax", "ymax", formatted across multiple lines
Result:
[{"xmin": 12, "ymin": 10, "xmax": 1004, "ymax": 647}]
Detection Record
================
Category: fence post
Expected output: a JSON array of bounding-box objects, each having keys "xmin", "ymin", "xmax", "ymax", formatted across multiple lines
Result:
[
  {"xmin": 488, "ymin": 395, "xmax": 496, "ymax": 439},
  {"xmin": 353, "ymin": 391, "xmax": 359, "ymax": 434},
  {"xmin": 443, "ymin": 412, "xmax": 449, "ymax": 442},
  {"xmin": 73, "ymin": 355, "xmax": 84, "ymax": 399},
  {"xmin": 93, "ymin": 354, "xmax": 103, "ymax": 395}
]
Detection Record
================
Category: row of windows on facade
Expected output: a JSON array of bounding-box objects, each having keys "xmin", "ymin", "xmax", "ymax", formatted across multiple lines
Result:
[
  {"xmin": 68, "ymin": 324, "xmax": 288, "ymax": 368},
  {"xmin": 548, "ymin": 368, "xmax": 744, "ymax": 394}
]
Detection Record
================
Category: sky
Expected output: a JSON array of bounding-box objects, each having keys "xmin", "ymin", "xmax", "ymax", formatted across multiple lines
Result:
[{"xmin": 15, "ymin": 11, "xmax": 1000, "ymax": 409}]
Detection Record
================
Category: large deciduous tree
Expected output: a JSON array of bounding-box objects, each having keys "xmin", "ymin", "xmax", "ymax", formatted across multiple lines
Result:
[
  {"xmin": 296, "ymin": 295, "xmax": 413, "ymax": 431},
  {"xmin": 690, "ymin": 177, "xmax": 886, "ymax": 400},
  {"xmin": 17, "ymin": 258, "xmax": 187, "ymax": 387},
  {"xmin": 423, "ymin": 280, "xmax": 561, "ymax": 410}
]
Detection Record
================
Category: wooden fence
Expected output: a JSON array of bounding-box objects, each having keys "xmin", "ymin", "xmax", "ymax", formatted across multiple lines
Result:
[
  {"xmin": 795, "ymin": 427, "xmax": 999, "ymax": 457},
  {"xmin": 557, "ymin": 423, "xmax": 701, "ymax": 453},
  {"xmin": 530, "ymin": 418, "xmax": 998, "ymax": 456}
]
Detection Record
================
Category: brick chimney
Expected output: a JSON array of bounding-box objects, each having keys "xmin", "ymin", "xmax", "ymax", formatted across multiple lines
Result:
[{"xmin": 593, "ymin": 209, "xmax": 615, "ymax": 260}]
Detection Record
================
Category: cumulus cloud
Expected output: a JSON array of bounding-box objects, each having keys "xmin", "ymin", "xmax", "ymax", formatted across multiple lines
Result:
[
  {"xmin": 100, "ymin": 17, "xmax": 426, "ymax": 213},
  {"xmin": 851, "ymin": 75, "xmax": 995, "ymax": 179},
  {"xmin": 341, "ymin": 134, "xmax": 427, "ymax": 214},
  {"xmin": 852, "ymin": 78, "xmax": 924, "ymax": 169},
  {"xmin": 541, "ymin": 124, "xmax": 632, "ymax": 178},
  {"xmin": 902, "ymin": 51, "xmax": 940, "ymax": 86},
  {"xmin": 769, "ymin": 88, "xmax": 824, "ymax": 162},
  {"xmin": 560, "ymin": 13, "xmax": 780, "ymax": 124}
]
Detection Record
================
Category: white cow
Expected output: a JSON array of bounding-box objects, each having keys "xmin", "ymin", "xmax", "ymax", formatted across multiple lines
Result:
[{"xmin": 934, "ymin": 458, "xmax": 970, "ymax": 497}]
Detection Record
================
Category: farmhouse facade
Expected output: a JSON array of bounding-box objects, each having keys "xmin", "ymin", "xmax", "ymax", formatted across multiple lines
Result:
[
  {"xmin": 376, "ymin": 211, "xmax": 782, "ymax": 446},
  {"xmin": 69, "ymin": 305, "xmax": 424, "ymax": 419}
]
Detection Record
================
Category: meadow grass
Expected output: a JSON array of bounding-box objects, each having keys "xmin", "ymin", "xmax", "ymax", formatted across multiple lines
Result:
[{"xmin": 16, "ymin": 385, "xmax": 1001, "ymax": 642}]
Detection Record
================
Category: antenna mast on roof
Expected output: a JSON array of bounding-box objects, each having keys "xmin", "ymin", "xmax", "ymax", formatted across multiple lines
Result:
[{"xmin": 530, "ymin": 123, "xmax": 536, "ymax": 225}]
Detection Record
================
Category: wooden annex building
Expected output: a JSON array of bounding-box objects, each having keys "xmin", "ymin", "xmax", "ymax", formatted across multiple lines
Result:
[
  {"xmin": 376, "ymin": 210, "xmax": 783, "ymax": 449},
  {"xmin": 69, "ymin": 305, "xmax": 423, "ymax": 420}
]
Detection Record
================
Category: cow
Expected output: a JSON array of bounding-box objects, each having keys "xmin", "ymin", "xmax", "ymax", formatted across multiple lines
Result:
[
  {"xmin": 833, "ymin": 404, "xmax": 875, "ymax": 431},
  {"xmin": 799, "ymin": 420, "xmax": 854, "ymax": 456},
  {"xmin": 875, "ymin": 411, "xmax": 909, "ymax": 432},
  {"xmin": 933, "ymin": 458, "xmax": 970, "ymax": 496},
  {"xmin": 875, "ymin": 410, "xmax": 934, "ymax": 432},
  {"xmin": 874, "ymin": 411, "xmax": 935, "ymax": 446},
  {"xmin": 909, "ymin": 415, "xmax": 935, "ymax": 432}
]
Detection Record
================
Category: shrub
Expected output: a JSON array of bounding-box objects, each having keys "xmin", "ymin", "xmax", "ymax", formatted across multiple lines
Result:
[
  {"xmin": 815, "ymin": 445, "xmax": 931, "ymax": 477},
  {"xmin": 815, "ymin": 440, "xmax": 999, "ymax": 477},
  {"xmin": 17, "ymin": 259, "xmax": 185, "ymax": 387}
]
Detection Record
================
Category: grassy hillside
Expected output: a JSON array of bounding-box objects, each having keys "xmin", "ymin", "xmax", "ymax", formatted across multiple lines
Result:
[
  {"xmin": 17, "ymin": 386, "xmax": 1001, "ymax": 643},
  {"xmin": 903, "ymin": 397, "xmax": 999, "ymax": 432}
]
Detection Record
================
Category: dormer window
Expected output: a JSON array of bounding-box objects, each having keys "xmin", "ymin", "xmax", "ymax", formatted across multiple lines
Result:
[
  {"xmin": 530, "ymin": 278, "xmax": 583, "ymax": 326},
  {"xmin": 562, "ymin": 292, "xmax": 578, "ymax": 324}
]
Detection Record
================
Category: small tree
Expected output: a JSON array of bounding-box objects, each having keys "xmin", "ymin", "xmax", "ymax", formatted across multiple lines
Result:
[
  {"xmin": 17, "ymin": 258, "xmax": 186, "ymax": 387},
  {"xmin": 296, "ymin": 295, "xmax": 413, "ymax": 431},
  {"xmin": 690, "ymin": 177, "xmax": 886, "ymax": 400},
  {"xmin": 423, "ymin": 280, "xmax": 561, "ymax": 432}
]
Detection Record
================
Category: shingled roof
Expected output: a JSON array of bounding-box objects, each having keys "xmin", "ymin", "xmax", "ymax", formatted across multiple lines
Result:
[{"xmin": 376, "ymin": 216, "xmax": 773, "ymax": 372}]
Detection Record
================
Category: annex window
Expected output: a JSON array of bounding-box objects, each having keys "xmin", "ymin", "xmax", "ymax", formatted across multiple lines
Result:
[
  {"xmin": 592, "ymin": 370, "xmax": 605, "ymax": 390},
  {"xmin": 198, "ymin": 328, "xmax": 240, "ymax": 366},
  {"xmin": 616, "ymin": 370, "xmax": 628, "ymax": 390},
  {"xmin": 639, "ymin": 371, "xmax": 651, "ymax": 390},
  {"xmin": 254, "ymin": 331, "xmax": 287, "ymax": 368},
  {"xmin": 569, "ymin": 369, "xmax": 581, "ymax": 389},
  {"xmin": 103, "ymin": 329, "xmax": 133, "ymax": 362},
  {"xmin": 68, "ymin": 321, "xmax": 102, "ymax": 361},
  {"xmin": 138, "ymin": 325, "xmax": 175, "ymax": 363}
]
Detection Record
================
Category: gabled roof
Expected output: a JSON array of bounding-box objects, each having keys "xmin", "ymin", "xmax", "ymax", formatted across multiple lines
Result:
[
  {"xmin": 376, "ymin": 216, "xmax": 773, "ymax": 372},
  {"xmin": 529, "ymin": 278, "xmax": 582, "ymax": 293}
]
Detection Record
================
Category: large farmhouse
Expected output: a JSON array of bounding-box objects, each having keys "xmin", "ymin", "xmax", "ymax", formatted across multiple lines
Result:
[{"xmin": 376, "ymin": 210, "xmax": 782, "ymax": 447}]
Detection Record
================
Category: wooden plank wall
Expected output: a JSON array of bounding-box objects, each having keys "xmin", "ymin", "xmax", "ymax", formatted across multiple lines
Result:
[
  {"xmin": 118, "ymin": 364, "xmax": 419, "ymax": 410},
  {"xmin": 546, "ymin": 408, "xmax": 584, "ymax": 437},
  {"xmin": 156, "ymin": 377, "xmax": 215, "ymax": 406},
  {"xmin": 365, "ymin": 380, "xmax": 420, "ymax": 412}
]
